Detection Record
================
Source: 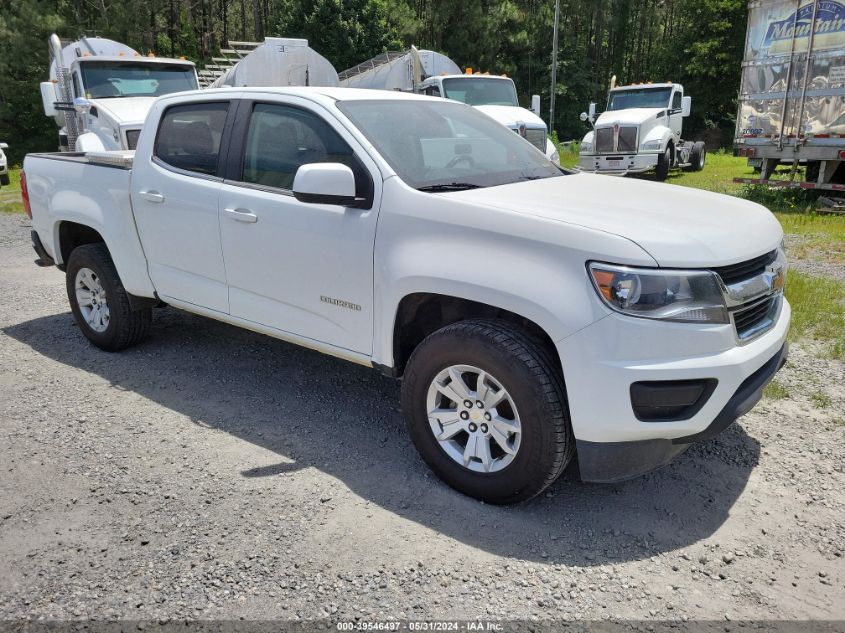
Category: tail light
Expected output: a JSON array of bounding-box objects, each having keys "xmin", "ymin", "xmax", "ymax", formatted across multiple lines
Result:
[
  {"xmin": 21, "ymin": 171, "xmax": 32, "ymax": 219},
  {"xmin": 839, "ymin": 150, "xmax": 845, "ymax": 160}
]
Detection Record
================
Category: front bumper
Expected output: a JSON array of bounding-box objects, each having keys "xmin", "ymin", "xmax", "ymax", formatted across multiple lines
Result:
[
  {"xmin": 556, "ymin": 299, "xmax": 791, "ymax": 482},
  {"xmin": 577, "ymin": 152, "xmax": 658, "ymax": 175}
]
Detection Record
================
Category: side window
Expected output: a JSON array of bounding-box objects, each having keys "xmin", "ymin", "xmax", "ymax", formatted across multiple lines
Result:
[
  {"xmin": 242, "ymin": 103, "xmax": 370, "ymax": 199},
  {"xmin": 672, "ymin": 91, "xmax": 682, "ymax": 111},
  {"xmin": 154, "ymin": 102, "xmax": 228, "ymax": 176},
  {"xmin": 425, "ymin": 85, "xmax": 441, "ymax": 97}
]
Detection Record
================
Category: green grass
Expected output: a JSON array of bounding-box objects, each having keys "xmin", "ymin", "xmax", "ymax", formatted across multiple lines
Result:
[
  {"xmin": 764, "ymin": 380, "xmax": 789, "ymax": 400},
  {"xmin": 810, "ymin": 390, "xmax": 832, "ymax": 409},
  {"xmin": 0, "ymin": 167, "xmax": 23, "ymax": 214},
  {"xmin": 783, "ymin": 269, "xmax": 845, "ymax": 360}
]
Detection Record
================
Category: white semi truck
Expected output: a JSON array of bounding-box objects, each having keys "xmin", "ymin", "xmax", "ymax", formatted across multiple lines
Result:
[
  {"xmin": 339, "ymin": 48, "xmax": 560, "ymax": 164},
  {"xmin": 578, "ymin": 82, "xmax": 706, "ymax": 180},
  {"xmin": 733, "ymin": 0, "xmax": 845, "ymax": 190},
  {"xmin": 40, "ymin": 34, "xmax": 199, "ymax": 152}
]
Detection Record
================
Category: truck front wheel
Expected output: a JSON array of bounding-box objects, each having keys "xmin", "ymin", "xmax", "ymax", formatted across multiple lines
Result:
[
  {"xmin": 401, "ymin": 319, "xmax": 574, "ymax": 504},
  {"xmin": 655, "ymin": 145, "xmax": 672, "ymax": 181},
  {"xmin": 65, "ymin": 243, "xmax": 151, "ymax": 351}
]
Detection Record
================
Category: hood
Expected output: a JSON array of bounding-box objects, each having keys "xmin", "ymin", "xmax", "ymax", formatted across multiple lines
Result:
[
  {"xmin": 447, "ymin": 173, "xmax": 783, "ymax": 268},
  {"xmin": 90, "ymin": 97, "xmax": 157, "ymax": 127},
  {"xmin": 474, "ymin": 105, "xmax": 547, "ymax": 130},
  {"xmin": 594, "ymin": 107, "xmax": 663, "ymax": 127}
]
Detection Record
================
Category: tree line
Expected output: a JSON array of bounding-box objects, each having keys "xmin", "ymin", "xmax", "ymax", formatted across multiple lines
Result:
[{"xmin": 0, "ymin": 0, "xmax": 747, "ymax": 162}]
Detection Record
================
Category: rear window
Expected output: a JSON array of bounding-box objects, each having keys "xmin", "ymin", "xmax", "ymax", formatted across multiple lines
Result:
[{"xmin": 154, "ymin": 102, "xmax": 228, "ymax": 176}]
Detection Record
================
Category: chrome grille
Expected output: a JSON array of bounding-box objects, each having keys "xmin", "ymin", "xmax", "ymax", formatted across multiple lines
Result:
[
  {"xmin": 618, "ymin": 127, "xmax": 638, "ymax": 152},
  {"xmin": 594, "ymin": 126, "xmax": 638, "ymax": 153},
  {"xmin": 524, "ymin": 128, "xmax": 547, "ymax": 153},
  {"xmin": 595, "ymin": 128, "xmax": 614, "ymax": 153},
  {"xmin": 732, "ymin": 296, "xmax": 780, "ymax": 341},
  {"xmin": 712, "ymin": 250, "xmax": 778, "ymax": 285},
  {"xmin": 714, "ymin": 248, "xmax": 786, "ymax": 343}
]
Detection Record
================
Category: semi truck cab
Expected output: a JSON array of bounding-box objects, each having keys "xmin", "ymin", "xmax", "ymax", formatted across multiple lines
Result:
[
  {"xmin": 578, "ymin": 83, "xmax": 705, "ymax": 180},
  {"xmin": 41, "ymin": 35, "xmax": 198, "ymax": 152},
  {"xmin": 418, "ymin": 74, "xmax": 558, "ymax": 164}
]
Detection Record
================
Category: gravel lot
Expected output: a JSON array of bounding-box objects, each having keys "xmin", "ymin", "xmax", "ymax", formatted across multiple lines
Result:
[{"xmin": 0, "ymin": 211, "xmax": 843, "ymax": 622}]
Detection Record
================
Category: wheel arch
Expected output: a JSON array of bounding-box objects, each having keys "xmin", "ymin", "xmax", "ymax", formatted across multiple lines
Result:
[
  {"xmin": 389, "ymin": 291, "xmax": 564, "ymax": 379},
  {"xmin": 56, "ymin": 220, "xmax": 106, "ymax": 269}
]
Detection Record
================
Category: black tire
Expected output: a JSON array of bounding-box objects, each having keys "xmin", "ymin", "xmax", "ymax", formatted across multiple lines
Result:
[
  {"xmin": 65, "ymin": 243, "xmax": 151, "ymax": 351},
  {"xmin": 685, "ymin": 141, "xmax": 706, "ymax": 172},
  {"xmin": 401, "ymin": 319, "xmax": 575, "ymax": 504},
  {"xmin": 0, "ymin": 173, "xmax": 9, "ymax": 187},
  {"xmin": 655, "ymin": 145, "xmax": 672, "ymax": 181}
]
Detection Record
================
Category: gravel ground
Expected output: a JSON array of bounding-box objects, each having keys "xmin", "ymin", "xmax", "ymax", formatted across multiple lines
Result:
[{"xmin": 0, "ymin": 211, "xmax": 843, "ymax": 622}]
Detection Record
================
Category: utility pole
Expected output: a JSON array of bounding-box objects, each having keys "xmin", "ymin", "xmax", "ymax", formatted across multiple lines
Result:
[{"xmin": 549, "ymin": 0, "xmax": 560, "ymax": 133}]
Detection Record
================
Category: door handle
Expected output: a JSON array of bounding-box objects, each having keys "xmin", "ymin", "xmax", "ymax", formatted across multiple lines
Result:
[
  {"xmin": 224, "ymin": 207, "xmax": 258, "ymax": 223},
  {"xmin": 139, "ymin": 190, "xmax": 165, "ymax": 204}
]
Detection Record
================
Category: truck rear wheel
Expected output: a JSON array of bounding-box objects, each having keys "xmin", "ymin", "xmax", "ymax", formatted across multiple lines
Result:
[
  {"xmin": 65, "ymin": 243, "xmax": 151, "ymax": 351},
  {"xmin": 401, "ymin": 319, "xmax": 574, "ymax": 504},
  {"xmin": 685, "ymin": 141, "xmax": 706, "ymax": 172},
  {"xmin": 655, "ymin": 145, "xmax": 672, "ymax": 181}
]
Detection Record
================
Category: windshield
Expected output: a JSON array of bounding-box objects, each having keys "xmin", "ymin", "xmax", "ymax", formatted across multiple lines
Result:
[
  {"xmin": 80, "ymin": 61, "xmax": 197, "ymax": 98},
  {"xmin": 607, "ymin": 87, "xmax": 671, "ymax": 110},
  {"xmin": 441, "ymin": 77, "xmax": 519, "ymax": 107},
  {"xmin": 337, "ymin": 99, "xmax": 562, "ymax": 190}
]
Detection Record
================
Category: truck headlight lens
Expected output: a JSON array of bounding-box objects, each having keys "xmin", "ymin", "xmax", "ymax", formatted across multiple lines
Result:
[
  {"xmin": 641, "ymin": 139, "xmax": 662, "ymax": 151},
  {"xmin": 579, "ymin": 142, "xmax": 592, "ymax": 154},
  {"xmin": 550, "ymin": 150, "xmax": 560, "ymax": 166},
  {"xmin": 588, "ymin": 263, "xmax": 729, "ymax": 323}
]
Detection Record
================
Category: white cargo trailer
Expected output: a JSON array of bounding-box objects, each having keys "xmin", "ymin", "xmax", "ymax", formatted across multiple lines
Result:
[{"xmin": 733, "ymin": 0, "xmax": 845, "ymax": 190}]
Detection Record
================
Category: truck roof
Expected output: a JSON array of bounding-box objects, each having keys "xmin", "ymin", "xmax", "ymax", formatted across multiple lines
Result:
[
  {"xmin": 170, "ymin": 86, "xmax": 439, "ymax": 104},
  {"xmin": 611, "ymin": 82, "xmax": 681, "ymax": 91},
  {"xmin": 75, "ymin": 56, "xmax": 196, "ymax": 67}
]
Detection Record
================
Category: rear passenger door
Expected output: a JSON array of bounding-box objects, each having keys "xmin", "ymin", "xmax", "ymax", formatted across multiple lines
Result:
[
  {"xmin": 131, "ymin": 99, "xmax": 232, "ymax": 313},
  {"xmin": 217, "ymin": 98, "xmax": 381, "ymax": 355}
]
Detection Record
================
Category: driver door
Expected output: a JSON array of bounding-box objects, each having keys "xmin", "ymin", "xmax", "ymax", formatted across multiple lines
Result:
[{"xmin": 669, "ymin": 90, "xmax": 684, "ymax": 143}]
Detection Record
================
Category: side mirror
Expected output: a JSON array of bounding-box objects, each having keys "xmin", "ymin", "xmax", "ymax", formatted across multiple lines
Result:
[
  {"xmin": 40, "ymin": 82, "xmax": 59, "ymax": 117},
  {"xmin": 293, "ymin": 163, "xmax": 357, "ymax": 206},
  {"xmin": 73, "ymin": 97, "xmax": 93, "ymax": 115},
  {"xmin": 530, "ymin": 94, "xmax": 541, "ymax": 116},
  {"xmin": 682, "ymin": 96, "xmax": 691, "ymax": 117},
  {"xmin": 579, "ymin": 112, "xmax": 589, "ymax": 122}
]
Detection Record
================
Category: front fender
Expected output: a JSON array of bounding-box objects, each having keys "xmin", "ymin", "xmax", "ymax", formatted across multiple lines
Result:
[
  {"xmin": 371, "ymin": 178, "xmax": 654, "ymax": 368},
  {"xmin": 640, "ymin": 125, "xmax": 673, "ymax": 150}
]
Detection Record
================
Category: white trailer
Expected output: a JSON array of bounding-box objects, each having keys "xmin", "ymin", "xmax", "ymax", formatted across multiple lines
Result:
[
  {"xmin": 339, "ymin": 48, "xmax": 559, "ymax": 164},
  {"xmin": 733, "ymin": 0, "xmax": 845, "ymax": 190},
  {"xmin": 41, "ymin": 35, "xmax": 198, "ymax": 152}
]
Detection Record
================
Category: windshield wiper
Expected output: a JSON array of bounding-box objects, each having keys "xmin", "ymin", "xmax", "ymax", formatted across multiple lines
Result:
[{"xmin": 417, "ymin": 182, "xmax": 483, "ymax": 192}]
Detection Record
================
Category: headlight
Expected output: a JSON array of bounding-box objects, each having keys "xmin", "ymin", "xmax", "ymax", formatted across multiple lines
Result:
[
  {"xmin": 641, "ymin": 139, "xmax": 662, "ymax": 151},
  {"xmin": 550, "ymin": 151, "xmax": 560, "ymax": 166},
  {"xmin": 579, "ymin": 142, "xmax": 593, "ymax": 154},
  {"xmin": 588, "ymin": 263, "xmax": 729, "ymax": 323}
]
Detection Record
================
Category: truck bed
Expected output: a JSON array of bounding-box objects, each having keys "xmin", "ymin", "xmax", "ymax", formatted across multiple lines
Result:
[
  {"xmin": 23, "ymin": 150, "xmax": 155, "ymax": 299},
  {"xmin": 26, "ymin": 150, "xmax": 134, "ymax": 170}
]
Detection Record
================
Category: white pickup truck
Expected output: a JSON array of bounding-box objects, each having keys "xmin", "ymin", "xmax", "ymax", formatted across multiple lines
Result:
[{"xmin": 23, "ymin": 87, "xmax": 789, "ymax": 504}]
